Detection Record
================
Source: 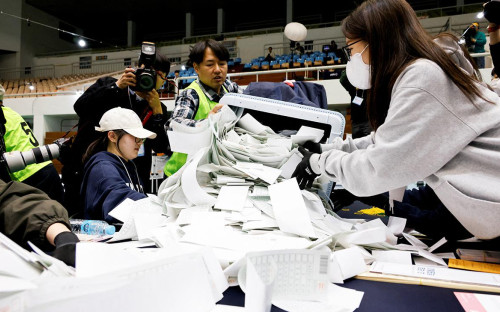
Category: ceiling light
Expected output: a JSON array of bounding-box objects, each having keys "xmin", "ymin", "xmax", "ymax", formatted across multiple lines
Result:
[
  {"xmin": 477, "ymin": 12, "xmax": 484, "ymax": 19},
  {"xmin": 78, "ymin": 39, "xmax": 87, "ymax": 47}
]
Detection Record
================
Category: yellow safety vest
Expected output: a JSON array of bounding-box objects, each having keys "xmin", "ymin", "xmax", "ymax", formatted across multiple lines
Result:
[
  {"xmin": 2, "ymin": 107, "xmax": 50, "ymax": 181},
  {"xmin": 164, "ymin": 81, "xmax": 226, "ymax": 177}
]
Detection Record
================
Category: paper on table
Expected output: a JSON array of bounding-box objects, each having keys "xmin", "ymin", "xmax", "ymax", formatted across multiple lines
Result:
[
  {"xmin": 215, "ymin": 185, "xmax": 250, "ymax": 212},
  {"xmin": 225, "ymin": 130, "xmax": 241, "ymax": 144},
  {"xmin": 167, "ymin": 127, "xmax": 212, "ymax": 158},
  {"xmin": 268, "ymin": 179, "xmax": 317, "ymax": 238},
  {"xmin": 250, "ymin": 186, "xmax": 269, "ymax": 197},
  {"xmin": 354, "ymin": 218, "xmax": 398, "ymax": 245},
  {"xmin": 237, "ymin": 114, "xmax": 267, "ymax": 134},
  {"xmin": 273, "ymin": 283, "xmax": 364, "ymax": 312},
  {"xmin": 372, "ymin": 250, "xmax": 412, "ymax": 265},
  {"xmin": 428, "ymin": 237, "xmax": 447, "ymax": 253},
  {"xmin": 402, "ymin": 232, "xmax": 429, "ymax": 249},
  {"xmin": 108, "ymin": 198, "xmax": 136, "ymax": 223},
  {"xmin": 0, "ymin": 246, "xmax": 41, "ymax": 280},
  {"xmin": 455, "ymin": 292, "xmax": 500, "ymax": 312},
  {"xmin": 417, "ymin": 249, "xmax": 447, "ymax": 266},
  {"xmin": 198, "ymin": 247, "xmax": 230, "ymax": 302},
  {"xmin": 330, "ymin": 247, "xmax": 367, "ymax": 281},
  {"xmin": 211, "ymin": 305, "xmax": 246, "ymax": 312},
  {"xmin": 290, "ymin": 126, "xmax": 325, "ymax": 144},
  {"xmin": 244, "ymin": 258, "xmax": 276, "ymax": 312},
  {"xmin": 233, "ymin": 163, "xmax": 282, "ymax": 185},
  {"xmin": 217, "ymin": 175, "xmax": 246, "ymax": 184},
  {"xmin": 279, "ymin": 152, "xmax": 302, "ymax": 179},
  {"xmin": 133, "ymin": 213, "xmax": 167, "ymax": 241},
  {"xmin": 175, "ymin": 207, "xmax": 211, "ymax": 225},
  {"xmin": 266, "ymin": 137, "xmax": 292, "ymax": 150},
  {"xmin": 107, "ymin": 215, "xmax": 137, "ymax": 242},
  {"xmin": 335, "ymin": 227, "xmax": 387, "ymax": 248},
  {"xmin": 181, "ymin": 147, "xmax": 216, "ymax": 206},
  {"xmin": 242, "ymin": 215, "xmax": 278, "ymax": 231},
  {"xmin": 0, "ymin": 275, "xmax": 37, "ymax": 293},
  {"xmin": 73, "ymin": 250, "xmax": 219, "ymax": 312},
  {"xmin": 370, "ymin": 261, "xmax": 500, "ymax": 287},
  {"xmin": 387, "ymin": 216, "xmax": 406, "ymax": 236}
]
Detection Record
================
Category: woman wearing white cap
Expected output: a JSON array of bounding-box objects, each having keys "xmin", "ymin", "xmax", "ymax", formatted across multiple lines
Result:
[{"xmin": 80, "ymin": 107, "xmax": 156, "ymax": 223}]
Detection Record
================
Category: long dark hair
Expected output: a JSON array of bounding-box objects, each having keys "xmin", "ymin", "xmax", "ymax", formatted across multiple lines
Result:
[
  {"xmin": 82, "ymin": 130, "xmax": 127, "ymax": 164},
  {"xmin": 342, "ymin": 0, "xmax": 490, "ymax": 130}
]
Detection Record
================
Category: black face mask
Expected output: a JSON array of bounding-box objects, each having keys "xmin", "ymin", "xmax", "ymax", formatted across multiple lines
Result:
[{"xmin": 469, "ymin": 28, "xmax": 477, "ymax": 36}]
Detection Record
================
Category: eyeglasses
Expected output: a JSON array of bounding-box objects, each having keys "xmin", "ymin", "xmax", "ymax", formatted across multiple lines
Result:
[
  {"xmin": 134, "ymin": 137, "xmax": 146, "ymax": 144},
  {"xmin": 342, "ymin": 39, "xmax": 363, "ymax": 62}
]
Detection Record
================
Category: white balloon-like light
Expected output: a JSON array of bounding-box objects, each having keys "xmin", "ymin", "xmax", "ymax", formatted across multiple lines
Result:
[
  {"xmin": 78, "ymin": 39, "xmax": 86, "ymax": 47},
  {"xmin": 284, "ymin": 22, "xmax": 307, "ymax": 41}
]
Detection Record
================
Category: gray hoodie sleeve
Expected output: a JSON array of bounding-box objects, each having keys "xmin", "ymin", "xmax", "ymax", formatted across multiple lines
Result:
[
  {"xmin": 310, "ymin": 60, "xmax": 479, "ymax": 196},
  {"xmin": 320, "ymin": 133, "xmax": 375, "ymax": 153}
]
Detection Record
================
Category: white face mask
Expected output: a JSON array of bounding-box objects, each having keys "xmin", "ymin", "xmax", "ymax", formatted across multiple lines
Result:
[{"xmin": 346, "ymin": 45, "xmax": 371, "ymax": 90}]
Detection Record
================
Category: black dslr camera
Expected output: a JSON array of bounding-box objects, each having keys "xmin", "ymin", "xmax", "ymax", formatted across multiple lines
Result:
[{"xmin": 132, "ymin": 42, "xmax": 157, "ymax": 92}]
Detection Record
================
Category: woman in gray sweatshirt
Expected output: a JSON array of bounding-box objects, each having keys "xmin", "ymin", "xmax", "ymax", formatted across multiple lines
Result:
[{"xmin": 294, "ymin": 0, "xmax": 500, "ymax": 241}]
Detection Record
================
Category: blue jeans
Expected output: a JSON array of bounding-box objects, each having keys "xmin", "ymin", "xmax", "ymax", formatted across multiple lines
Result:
[{"xmin": 391, "ymin": 185, "xmax": 472, "ymax": 240}]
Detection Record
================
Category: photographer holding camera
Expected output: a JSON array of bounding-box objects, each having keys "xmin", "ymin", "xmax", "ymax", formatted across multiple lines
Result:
[
  {"xmin": 62, "ymin": 42, "xmax": 170, "ymax": 216},
  {"xmin": 0, "ymin": 85, "xmax": 64, "ymax": 204}
]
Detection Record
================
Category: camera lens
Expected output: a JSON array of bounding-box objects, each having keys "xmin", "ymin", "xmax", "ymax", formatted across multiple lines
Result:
[{"xmin": 138, "ymin": 73, "xmax": 155, "ymax": 91}]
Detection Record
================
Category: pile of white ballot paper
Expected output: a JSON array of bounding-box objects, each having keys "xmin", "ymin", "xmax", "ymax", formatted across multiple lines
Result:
[{"xmin": 3, "ymin": 105, "xmax": 498, "ymax": 312}]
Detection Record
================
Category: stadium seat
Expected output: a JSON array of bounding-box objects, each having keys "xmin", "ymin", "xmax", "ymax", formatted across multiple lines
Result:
[{"xmin": 261, "ymin": 61, "xmax": 269, "ymax": 70}]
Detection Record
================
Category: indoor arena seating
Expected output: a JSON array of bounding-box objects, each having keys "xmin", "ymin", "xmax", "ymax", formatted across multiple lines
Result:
[{"xmin": 1, "ymin": 73, "xmax": 110, "ymax": 97}]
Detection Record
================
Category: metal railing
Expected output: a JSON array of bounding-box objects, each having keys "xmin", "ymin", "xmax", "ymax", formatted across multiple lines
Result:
[
  {"xmin": 71, "ymin": 59, "xmax": 133, "ymax": 76},
  {"xmin": 3, "ymin": 49, "xmax": 492, "ymax": 100},
  {"xmin": 0, "ymin": 65, "xmax": 55, "ymax": 81}
]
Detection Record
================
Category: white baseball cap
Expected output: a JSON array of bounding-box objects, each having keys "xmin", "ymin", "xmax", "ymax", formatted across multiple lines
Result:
[{"xmin": 95, "ymin": 107, "xmax": 157, "ymax": 139}]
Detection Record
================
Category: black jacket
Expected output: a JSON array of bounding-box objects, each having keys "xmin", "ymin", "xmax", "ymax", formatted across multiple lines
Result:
[
  {"xmin": 62, "ymin": 77, "xmax": 170, "ymax": 215},
  {"xmin": 0, "ymin": 179, "xmax": 70, "ymax": 250}
]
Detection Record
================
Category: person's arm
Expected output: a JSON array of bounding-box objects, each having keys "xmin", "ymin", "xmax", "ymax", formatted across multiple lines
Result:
[
  {"xmin": 84, "ymin": 162, "xmax": 147, "ymax": 223},
  {"xmin": 73, "ymin": 77, "xmax": 129, "ymax": 119},
  {"xmin": 0, "ymin": 179, "xmax": 70, "ymax": 250},
  {"xmin": 168, "ymin": 89, "xmax": 206, "ymax": 127},
  {"xmin": 45, "ymin": 222, "xmax": 71, "ymax": 246},
  {"xmin": 320, "ymin": 133, "xmax": 375, "ymax": 152},
  {"xmin": 311, "ymin": 62, "xmax": 479, "ymax": 196}
]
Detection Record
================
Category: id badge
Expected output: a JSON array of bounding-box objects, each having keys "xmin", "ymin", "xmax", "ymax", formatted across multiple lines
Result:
[{"xmin": 352, "ymin": 96, "xmax": 363, "ymax": 106}]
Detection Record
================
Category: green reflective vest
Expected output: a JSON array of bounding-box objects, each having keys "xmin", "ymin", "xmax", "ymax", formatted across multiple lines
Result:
[
  {"xmin": 2, "ymin": 107, "xmax": 50, "ymax": 181},
  {"xmin": 164, "ymin": 81, "xmax": 225, "ymax": 177}
]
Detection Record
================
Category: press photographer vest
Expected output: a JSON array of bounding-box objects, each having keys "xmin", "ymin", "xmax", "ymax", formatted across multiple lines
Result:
[
  {"xmin": 164, "ymin": 81, "xmax": 227, "ymax": 177},
  {"xmin": 1, "ymin": 107, "xmax": 50, "ymax": 181}
]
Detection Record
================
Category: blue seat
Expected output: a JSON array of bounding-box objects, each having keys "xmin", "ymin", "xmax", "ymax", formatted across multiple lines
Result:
[
  {"xmin": 234, "ymin": 57, "xmax": 242, "ymax": 64},
  {"xmin": 228, "ymin": 61, "xmax": 235, "ymax": 67}
]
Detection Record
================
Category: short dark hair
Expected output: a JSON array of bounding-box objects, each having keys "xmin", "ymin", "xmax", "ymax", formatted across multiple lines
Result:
[
  {"xmin": 189, "ymin": 39, "xmax": 229, "ymax": 64},
  {"xmin": 153, "ymin": 52, "xmax": 170, "ymax": 73}
]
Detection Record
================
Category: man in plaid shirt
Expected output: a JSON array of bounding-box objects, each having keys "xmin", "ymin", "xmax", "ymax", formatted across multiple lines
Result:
[{"xmin": 164, "ymin": 39, "xmax": 243, "ymax": 176}]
